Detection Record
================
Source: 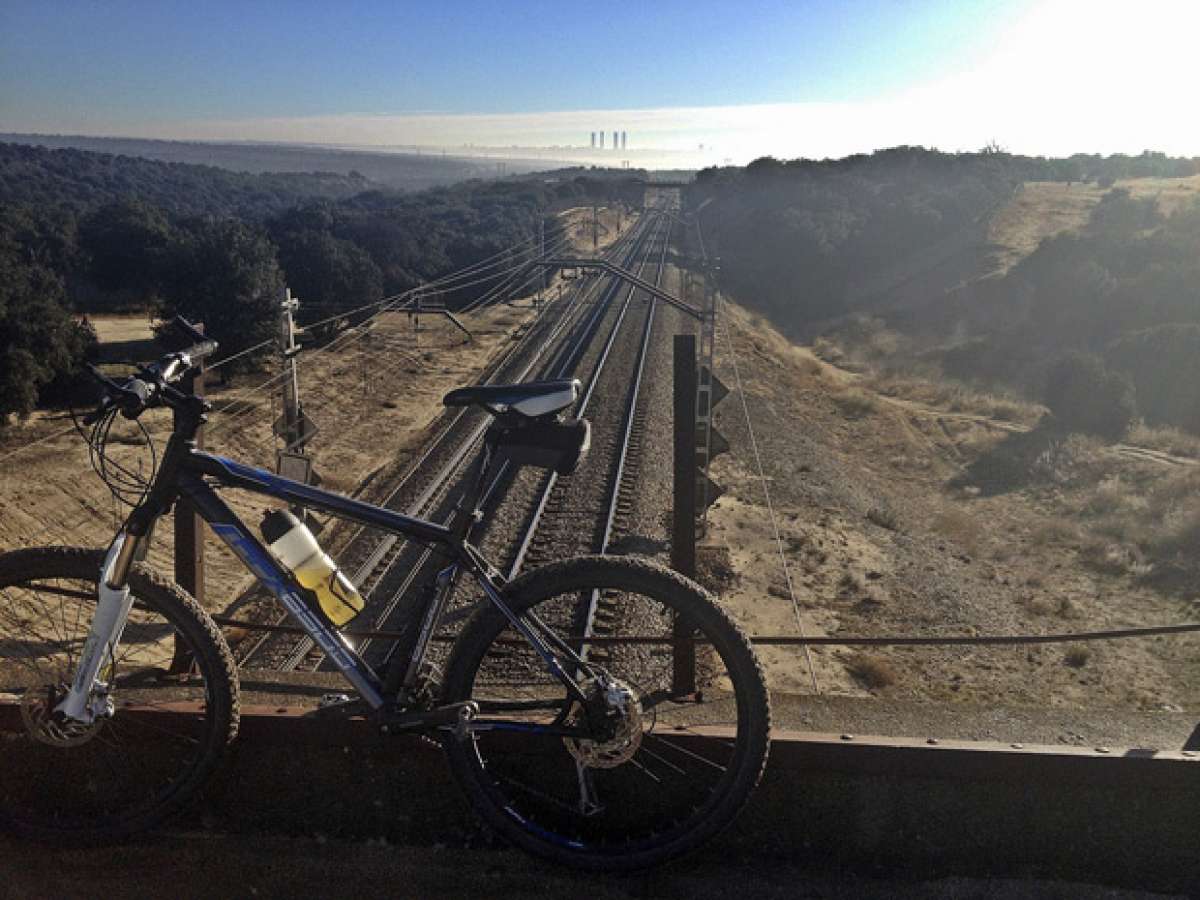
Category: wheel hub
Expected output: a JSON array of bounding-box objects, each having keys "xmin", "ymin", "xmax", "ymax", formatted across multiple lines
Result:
[
  {"xmin": 20, "ymin": 685, "xmax": 105, "ymax": 748},
  {"xmin": 563, "ymin": 676, "xmax": 644, "ymax": 768}
]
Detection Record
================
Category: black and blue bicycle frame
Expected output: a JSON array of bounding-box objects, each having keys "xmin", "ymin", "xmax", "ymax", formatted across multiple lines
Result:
[{"xmin": 163, "ymin": 446, "xmax": 592, "ymax": 714}]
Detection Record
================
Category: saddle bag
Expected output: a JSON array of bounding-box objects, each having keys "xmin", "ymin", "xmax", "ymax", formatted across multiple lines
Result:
[{"xmin": 488, "ymin": 417, "xmax": 591, "ymax": 475}]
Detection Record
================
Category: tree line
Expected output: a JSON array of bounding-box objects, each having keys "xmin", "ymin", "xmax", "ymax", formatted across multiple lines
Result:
[
  {"xmin": 0, "ymin": 141, "xmax": 642, "ymax": 423},
  {"xmin": 686, "ymin": 146, "xmax": 1200, "ymax": 437},
  {"xmin": 941, "ymin": 187, "xmax": 1200, "ymax": 435}
]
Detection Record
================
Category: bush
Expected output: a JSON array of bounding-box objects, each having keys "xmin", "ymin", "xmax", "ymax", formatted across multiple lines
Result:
[
  {"xmin": 846, "ymin": 653, "xmax": 897, "ymax": 690},
  {"xmin": 1043, "ymin": 352, "xmax": 1135, "ymax": 440},
  {"xmin": 1107, "ymin": 324, "xmax": 1200, "ymax": 433}
]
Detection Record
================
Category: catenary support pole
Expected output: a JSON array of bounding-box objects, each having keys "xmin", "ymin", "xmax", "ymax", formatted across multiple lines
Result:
[{"xmin": 672, "ymin": 333, "xmax": 698, "ymax": 694}]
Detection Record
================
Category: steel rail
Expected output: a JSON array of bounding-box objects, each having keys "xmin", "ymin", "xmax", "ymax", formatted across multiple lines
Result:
[
  {"xmin": 362, "ymin": 214, "xmax": 666, "ymax": 669},
  {"xmin": 503, "ymin": 209, "xmax": 670, "ymax": 581},
  {"xmin": 235, "ymin": 223, "xmax": 642, "ymax": 669},
  {"xmin": 258, "ymin": 214, "xmax": 659, "ymax": 670}
]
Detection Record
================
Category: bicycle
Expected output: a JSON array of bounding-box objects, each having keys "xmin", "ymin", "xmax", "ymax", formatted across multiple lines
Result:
[{"xmin": 0, "ymin": 318, "xmax": 770, "ymax": 870}]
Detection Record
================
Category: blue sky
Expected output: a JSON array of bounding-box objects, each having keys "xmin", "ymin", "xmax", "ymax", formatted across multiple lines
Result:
[{"xmin": 2, "ymin": 1, "xmax": 1197, "ymax": 164}]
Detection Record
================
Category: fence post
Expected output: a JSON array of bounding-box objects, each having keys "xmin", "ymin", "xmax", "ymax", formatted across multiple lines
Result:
[
  {"xmin": 171, "ymin": 324, "xmax": 206, "ymax": 672},
  {"xmin": 672, "ymin": 333, "xmax": 698, "ymax": 695}
]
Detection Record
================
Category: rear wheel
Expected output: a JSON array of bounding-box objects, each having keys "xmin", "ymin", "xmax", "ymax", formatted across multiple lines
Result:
[
  {"xmin": 0, "ymin": 547, "xmax": 239, "ymax": 842},
  {"xmin": 441, "ymin": 555, "xmax": 770, "ymax": 870}
]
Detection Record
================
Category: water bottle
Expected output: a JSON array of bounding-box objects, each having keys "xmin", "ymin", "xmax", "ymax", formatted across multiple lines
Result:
[{"xmin": 261, "ymin": 509, "xmax": 364, "ymax": 627}]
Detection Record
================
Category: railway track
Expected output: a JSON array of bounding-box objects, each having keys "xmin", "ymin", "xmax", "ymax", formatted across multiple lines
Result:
[
  {"xmin": 361, "ymin": 210, "xmax": 671, "ymax": 674},
  {"xmin": 236, "ymin": 208, "xmax": 667, "ymax": 672}
]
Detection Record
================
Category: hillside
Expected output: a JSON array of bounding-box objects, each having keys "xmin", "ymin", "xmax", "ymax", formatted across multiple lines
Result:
[
  {"xmin": 986, "ymin": 175, "xmax": 1200, "ymax": 276},
  {"xmin": 0, "ymin": 133, "xmax": 567, "ymax": 192},
  {"xmin": 0, "ymin": 140, "xmax": 370, "ymax": 219},
  {"xmin": 705, "ymin": 299, "xmax": 1199, "ymax": 712},
  {"xmin": 0, "ymin": 141, "xmax": 642, "ymax": 422}
]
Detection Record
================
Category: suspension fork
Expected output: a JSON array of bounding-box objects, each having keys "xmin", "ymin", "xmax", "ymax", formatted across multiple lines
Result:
[{"xmin": 55, "ymin": 529, "xmax": 146, "ymax": 723}]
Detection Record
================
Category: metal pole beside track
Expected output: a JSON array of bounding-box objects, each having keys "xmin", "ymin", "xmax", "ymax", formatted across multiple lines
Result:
[{"xmin": 672, "ymin": 333, "xmax": 698, "ymax": 694}]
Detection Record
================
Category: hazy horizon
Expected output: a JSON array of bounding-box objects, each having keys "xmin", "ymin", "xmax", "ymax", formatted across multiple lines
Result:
[{"xmin": 4, "ymin": 1, "xmax": 1200, "ymax": 169}]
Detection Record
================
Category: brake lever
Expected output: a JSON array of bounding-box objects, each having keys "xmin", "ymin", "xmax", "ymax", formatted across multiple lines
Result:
[{"xmin": 83, "ymin": 364, "xmax": 150, "ymax": 422}]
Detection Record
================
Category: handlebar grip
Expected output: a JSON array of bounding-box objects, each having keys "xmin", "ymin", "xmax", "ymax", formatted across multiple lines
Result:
[{"xmin": 119, "ymin": 379, "xmax": 151, "ymax": 419}]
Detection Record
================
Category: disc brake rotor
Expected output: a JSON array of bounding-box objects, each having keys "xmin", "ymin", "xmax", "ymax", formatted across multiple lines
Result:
[
  {"xmin": 563, "ymin": 677, "xmax": 644, "ymax": 769},
  {"xmin": 20, "ymin": 685, "xmax": 105, "ymax": 748}
]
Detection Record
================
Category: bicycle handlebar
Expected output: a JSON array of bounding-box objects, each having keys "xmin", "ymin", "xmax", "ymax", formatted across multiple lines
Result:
[{"xmin": 82, "ymin": 317, "xmax": 219, "ymax": 424}]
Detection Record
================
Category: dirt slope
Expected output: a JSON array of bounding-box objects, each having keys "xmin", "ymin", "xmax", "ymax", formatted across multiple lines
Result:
[{"xmin": 703, "ymin": 301, "xmax": 1199, "ymax": 711}]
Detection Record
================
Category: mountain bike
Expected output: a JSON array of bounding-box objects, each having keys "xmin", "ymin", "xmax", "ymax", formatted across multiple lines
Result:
[{"xmin": 0, "ymin": 318, "xmax": 770, "ymax": 870}]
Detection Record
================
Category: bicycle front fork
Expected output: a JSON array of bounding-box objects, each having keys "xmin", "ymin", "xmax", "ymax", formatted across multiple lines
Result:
[{"xmin": 55, "ymin": 531, "xmax": 139, "ymax": 723}]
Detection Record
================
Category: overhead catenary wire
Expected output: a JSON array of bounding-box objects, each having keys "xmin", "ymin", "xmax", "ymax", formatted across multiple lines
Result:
[
  {"xmin": 0, "ymin": 225, "xmax": 575, "ymax": 464},
  {"xmin": 204, "ymin": 230, "xmax": 555, "ymax": 372},
  {"xmin": 721, "ymin": 292, "xmax": 822, "ymax": 695},
  {"xmin": 204, "ymin": 234, "xmax": 572, "ymax": 448},
  {"xmin": 7, "ymin": 211, "xmax": 605, "ymax": 549},
  {"xmin": 458, "ymin": 232, "xmax": 576, "ymax": 313}
]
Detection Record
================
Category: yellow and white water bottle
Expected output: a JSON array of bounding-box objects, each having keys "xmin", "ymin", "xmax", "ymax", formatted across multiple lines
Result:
[{"xmin": 261, "ymin": 509, "xmax": 364, "ymax": 627}]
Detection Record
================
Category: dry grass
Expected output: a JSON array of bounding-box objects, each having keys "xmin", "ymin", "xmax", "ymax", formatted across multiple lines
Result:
[
  {"xmin": 1031, "ymin": 517, "xmax": 1081, "ymax": 546},
  {"xmin": 833, "ymin": 388, "xmax": 880, "ymax": 419},
  {"xmin": 811, "ymin": 336, "xmax": 843, "ymax": 363},
  {"xmin": 1126, "ymin": 422, "xmax": 1200, "ymax": 459},
  {"xmin": 845, "ymin": 653, "xmax": 897, "ymax": 690},
  {"xmin": 1064, "ymin": 645, "xmax": 1092, "ymax": 668},
  {"xmin": 986, "ymin": 181, "xmax": 1105, "ymax": 276},
  {"xmin": 86, "ymin": 313, "xmax": 156, "ymax": 344},
  {"xmin": 930, "ymin": 506, "xmax": 984, "ymax": 556},
  {"xmin": 985, "ymin": 176, "xmax": 1200, "ymax": 277},
  {"xmin": 870, "ymin": 373, "xmax": 1041, "ymax": 427},
  {"xmin": 865, "ymin": 505, "xmax": 899, "ymax": 531}
]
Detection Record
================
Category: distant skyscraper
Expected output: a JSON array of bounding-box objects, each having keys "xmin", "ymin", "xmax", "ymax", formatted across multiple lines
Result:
[{"xmin": 621, "ymin": 131, "xmax": 627, "ymax": 150}]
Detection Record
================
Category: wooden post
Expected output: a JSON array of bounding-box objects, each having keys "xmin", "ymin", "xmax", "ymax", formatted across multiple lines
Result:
[
  {"xmin": 171, "ymin": 325, "xmax": 206, "ymax": 673},
  {"xmin": 671, "ymin": 333, "xmax": 698, "ymax": 695},
  {"xmin": 174, "ymin": 327, "xmax": 206, "ymax": 604}
]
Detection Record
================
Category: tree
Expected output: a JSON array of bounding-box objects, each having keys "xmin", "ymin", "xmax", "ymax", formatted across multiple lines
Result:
[
  {"xmin": 273, "ymin": 229, "xmax": 383, "ymax": 319},
  {"xmin": 1043, "ymin": 352, "xmax": 1135, "ymax": 440},
  {"xmin": 78, "ymin": 199, "xmax": 173, "ymax": 306},
  {"xmin": 0, "ymin": 244, "xmax": 95, "ymax": 422},
  {"xmin": 160, "ymin": 219, "xmax": 284, "ymax": 373}
]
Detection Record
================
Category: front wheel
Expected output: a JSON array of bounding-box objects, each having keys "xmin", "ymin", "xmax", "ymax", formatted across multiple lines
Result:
[
  {"xmin": 441, "ymin": 555, "xmax": 770, "ymax": 870},
  {"xmin": 0, "ymin": 547, "xmax": 240, "ymax": 842}
]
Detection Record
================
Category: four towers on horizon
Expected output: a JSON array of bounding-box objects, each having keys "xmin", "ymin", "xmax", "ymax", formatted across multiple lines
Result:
[{"xmin": 589, "ymin": 131, "xmax": 627, "ymax": 150}]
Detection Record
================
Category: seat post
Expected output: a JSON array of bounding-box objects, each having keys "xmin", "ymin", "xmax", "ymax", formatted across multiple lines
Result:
[{"xmin": 453, "ymin": 436, "xmax": 499, "ymax": 544}]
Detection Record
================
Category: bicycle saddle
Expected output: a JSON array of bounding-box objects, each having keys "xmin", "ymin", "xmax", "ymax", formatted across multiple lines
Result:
[{"xmin": 443, "ymin": 379, "xmax": 579, "ymax": 419}]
